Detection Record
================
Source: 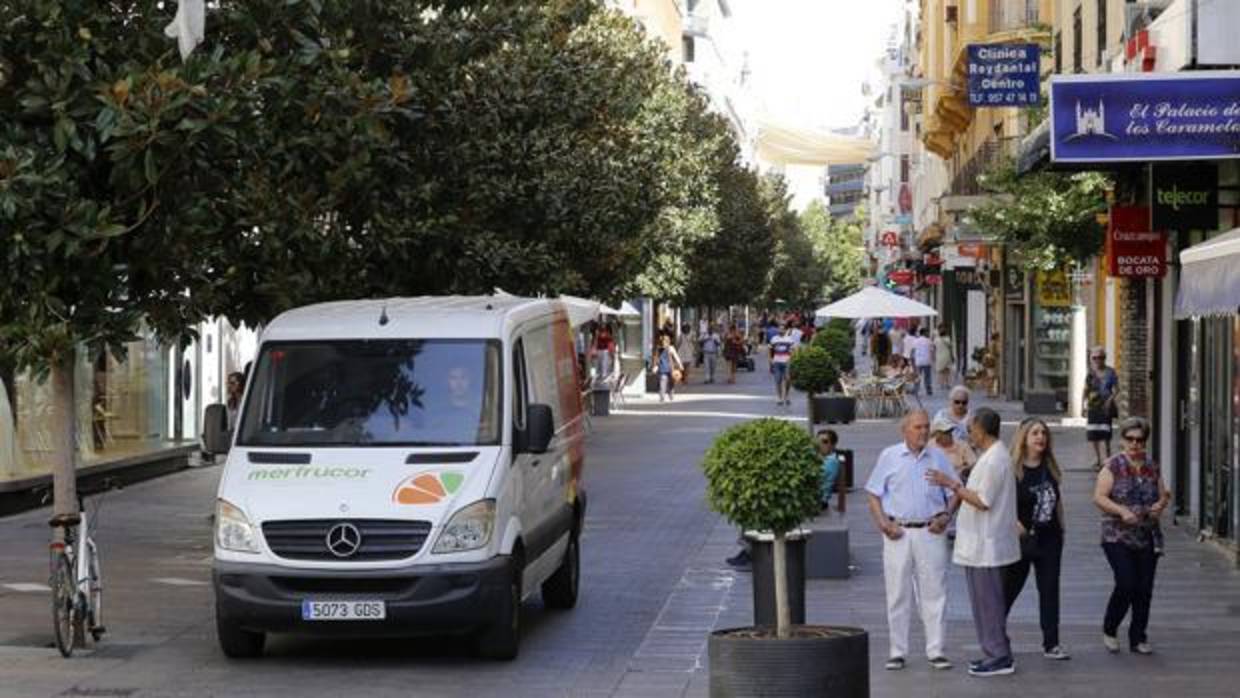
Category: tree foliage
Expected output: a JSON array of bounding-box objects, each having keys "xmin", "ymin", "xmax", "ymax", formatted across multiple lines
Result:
[
  {"xmin": 0, "ymin": 0, "xmax": 762, "ymax": 376},
  {"xmin": 760, "ymin": 175, "xmax": 823, "ymax": 308},
  {"xmin": 701, "ymin": 418, "xmax": 822, "ymax": 535},
  {"xmin": 966, "ymin": 160, "xmax": 1111, "ymax": 270},
  {"xmin": 681, "ymin": 163, "xmax": 776, "ymax": 307},
  {"xmin": 801, "ymin": 200, "xmax": 864, "ymax": 303}
]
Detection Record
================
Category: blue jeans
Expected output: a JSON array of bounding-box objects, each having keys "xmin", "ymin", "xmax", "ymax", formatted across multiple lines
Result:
[{"xmin": 918, "ymin": 364, "xmax": 933, "ymax": 395}]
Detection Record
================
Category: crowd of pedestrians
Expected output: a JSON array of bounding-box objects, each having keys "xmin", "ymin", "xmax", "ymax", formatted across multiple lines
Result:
[{"xmin": 867, "ymin": 402, "xmax": 1170, "ymax": 677}]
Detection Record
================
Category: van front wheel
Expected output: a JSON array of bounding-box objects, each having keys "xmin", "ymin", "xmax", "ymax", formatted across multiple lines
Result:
[
  {"xmin": 475, "ymin": 558, "xmax": 521, "ymax": 660},
  {"xmin": 216, "ymin": 611, "xmax": 265, "ymax": 659},
  {"xmin": 541, "ymin": 534, "xmax": 579, "ymax": 609}
]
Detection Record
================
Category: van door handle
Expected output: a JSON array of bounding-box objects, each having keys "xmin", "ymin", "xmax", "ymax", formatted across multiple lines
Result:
[{"xmin": 530, "ymin": 459, "xmax": 541, "ymax": 468}]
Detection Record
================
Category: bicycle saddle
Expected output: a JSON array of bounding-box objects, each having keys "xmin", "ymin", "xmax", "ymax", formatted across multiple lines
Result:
[{"xmin": 47, "ymin": 513, "xmax": 81, "ymax": 528}]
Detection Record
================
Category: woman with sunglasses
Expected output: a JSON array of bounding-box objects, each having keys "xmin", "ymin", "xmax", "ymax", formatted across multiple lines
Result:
[
  {"xmin": 1093, "ymin": 417, "xmax": 1170, "ymax": 656},
  {"xmin": 1003, "ymin": 418, "xmax": 1070, "ymax": 660},
  {"xmin": 1084, "ymin": 347, "xmax": 1120, "ymax": 470}
]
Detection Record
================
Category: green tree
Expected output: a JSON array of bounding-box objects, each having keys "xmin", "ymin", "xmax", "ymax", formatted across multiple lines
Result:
[
  {"xmin": 967, "ymin": 160, "xmax": 1111, "ymax": 270},
  {"xmin": 0, "ymin": 0, "xmax": 748, "ymax": 519},
  {"xmin": 682, "ymin": 162, "xmax": 776, "ymax": 307},
  {"xmin": 762, "ymin": 175, "xmax": 824, "ymax": 308},
  {"xmin": 800, "ymin": 201, "xmax": 864, "ymax": 302}
]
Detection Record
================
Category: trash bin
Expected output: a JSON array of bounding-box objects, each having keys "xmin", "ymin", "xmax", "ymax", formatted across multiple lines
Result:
[
  {"xmin": 746, "ymin": 530, "xmax": 808, "ymax": 627},
  {"xmin": 591, "ymin": 387, "xmax": 610, "ymax": 417}
]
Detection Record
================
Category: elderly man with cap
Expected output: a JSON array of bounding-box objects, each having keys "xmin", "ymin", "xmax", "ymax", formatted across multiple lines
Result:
[
  {"xmin": 866, "ymin": 409, "xmax": 961, "ymax": 671},
  {"xmin": 930, "ymin": 414, "xmax": 977, "ymax": 481}
]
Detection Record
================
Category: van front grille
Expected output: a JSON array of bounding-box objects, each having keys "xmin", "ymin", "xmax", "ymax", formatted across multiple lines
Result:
[{"xmin": 262, "ymin": 519, "xmax": 433, "ymax": 561}]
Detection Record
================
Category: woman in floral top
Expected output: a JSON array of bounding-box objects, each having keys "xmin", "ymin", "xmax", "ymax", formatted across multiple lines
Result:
[{"xmin": 1092, "ymin": 417, "xmax": 1170, "ymax": 656}]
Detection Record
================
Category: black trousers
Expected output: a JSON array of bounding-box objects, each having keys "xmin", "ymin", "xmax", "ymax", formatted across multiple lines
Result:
[
  {"xmin": 1002, "ymin": 528, "xmax": 1062, "ymax": 651},
  {"xmin": 1102, "ymin": 542, "xmax": 1158, "ymax": 647}
]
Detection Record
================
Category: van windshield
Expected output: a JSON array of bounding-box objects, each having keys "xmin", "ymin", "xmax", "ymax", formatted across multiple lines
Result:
[{"xmin": 237, "ymin": 340, "xmax": 502, "ymax": 447}]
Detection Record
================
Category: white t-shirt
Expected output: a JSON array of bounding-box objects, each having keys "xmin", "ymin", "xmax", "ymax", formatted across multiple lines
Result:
[
  {"xmin": 953, "ymin": 440, "xmax": 1020, "ymax": 568},
  {"xmin": 911, "ymin": 336, "xmax": 934, "ymax": 367}
]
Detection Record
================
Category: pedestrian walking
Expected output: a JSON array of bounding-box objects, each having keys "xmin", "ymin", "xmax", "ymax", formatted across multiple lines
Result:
[
  {"xmin": 676, "ymin": 324, "xmax": 696, "ymax": 384},
  {"xmin": 927, "ymin": 407, "xmax": 1019, "ymax": 677},
  {"xmin": 769, "ymin": 324, "xmax": 796, "ymax": 405},
  {"xmin": 932, "ymin": 385, "xmax": 971, "ymax": 443},
  {"xmin": 934, "ymin": 329, "xmax": 955, "ymax": 390},
  {"xmin": 889, "ymin": 324, "xmax": 906, "ymax": 364},
  {"xmin": 911, "ymin": 328, "xmax": 935, "ymax": 396},
  {"xmin": 1093, "ymin": 417, "xmax": 1169, "ymax": 656},
  {"xmin": 1085, "ymin": 346, "xmax": 1120, "ymax": 470},
  {"xmin": 700, "ymin": 324, "xmax": 722, "ymax": 383},
  {"xmin": 651, "ymin": 335, "xmax": 683, "ymax": 402},
  {"xmin": 1003, "ymin": 418, "xmax": 1070, "ymax": 661},
  {"xmin": 225, "ymin": 371, "xmax": 245, "ymax": 431},
  {"xmin": 873, "ymin": 325, "xmax": 892, "ymax": 374},
  {"xmin": 724, "ymin": 324, "xmax": 745, "ymax": 384},
  {"xmin": 865, "ymin": 410, "xmax": 959, "ymax": 672},
  {"xmin": 595, "ymin": 324, "xmax": 617, "ymax": 380}
]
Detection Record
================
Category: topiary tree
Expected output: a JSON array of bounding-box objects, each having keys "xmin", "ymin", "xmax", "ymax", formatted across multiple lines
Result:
[
  {"xmin": 811, "ymin": 327, "xmax": 855, "ymax": 376},
  {"xmin": 789, "ymin": 346, "xmax": 840, "ymax": 396},
  {"xmin": 702, "ymin": 419, "xmax": 821, "ymax": 638}
]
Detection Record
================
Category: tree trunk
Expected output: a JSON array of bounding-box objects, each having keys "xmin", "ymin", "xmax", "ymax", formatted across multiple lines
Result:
[
  {"xmin": 51, "ymin": 353, "xmax": 78, "ymax": 526},
  {"xmin": 773, "ymin": 531, "xmax": 791, "ymax": 639}
]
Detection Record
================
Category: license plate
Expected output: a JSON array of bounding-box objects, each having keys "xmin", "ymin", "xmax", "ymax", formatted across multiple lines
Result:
[{"xmin": 301, "ymin": 600, "xmax": 386, "ymax": 621}]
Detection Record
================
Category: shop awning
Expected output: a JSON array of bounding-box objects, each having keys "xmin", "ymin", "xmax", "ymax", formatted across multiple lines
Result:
[
  {"xmin": 1175, "ymin": 227, "xmax": 1240, "ymax": 318},
  {"xmin": 753, "ymin": 119, "xmax": 876, "ymax": 166}
]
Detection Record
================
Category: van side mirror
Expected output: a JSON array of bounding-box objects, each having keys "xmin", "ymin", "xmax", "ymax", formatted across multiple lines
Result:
[
  {"xmin": 203, "ymin": 403, "xmax": 232, "ymax": 455},
  {"xmin": 523, "ymin": 404, "xmax": 554, "ymax": 454}
]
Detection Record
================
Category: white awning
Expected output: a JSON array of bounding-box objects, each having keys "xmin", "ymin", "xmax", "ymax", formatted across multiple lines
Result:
[
  {"xmin": 1175, "ymin": 227, "xmax": 1240, "ymax": 318},
  {"xmin": 754, "ymin": 119, "xmax": 876, "ymax": 166}
]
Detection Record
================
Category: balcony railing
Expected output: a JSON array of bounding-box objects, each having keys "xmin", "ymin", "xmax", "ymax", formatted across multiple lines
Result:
[
  {"xmin": 950, "ymin": 136, "xmax": 1020, "ymax": 196},
  {"xmin": 988, "ymin": 0, "xmax": 1040, "ymax": 34}
]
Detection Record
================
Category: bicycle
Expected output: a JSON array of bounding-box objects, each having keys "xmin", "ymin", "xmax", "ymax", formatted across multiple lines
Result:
[{"xmin": 45, "ymin": 479, "xmax": 117, "ymax": 657}]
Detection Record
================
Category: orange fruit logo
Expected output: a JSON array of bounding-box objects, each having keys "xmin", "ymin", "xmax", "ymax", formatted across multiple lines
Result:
[{"xmin": 392, "ymin": 471, "xmax": 464, "ymax": 505}]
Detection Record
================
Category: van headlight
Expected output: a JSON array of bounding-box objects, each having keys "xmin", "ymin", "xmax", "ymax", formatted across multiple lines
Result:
[
  {"xmin": 433, "ymin": 500, "xmax": 495, "ymax": 554},
  {"xmin": 216, "ymin": 499, "xmax": 261, "ymax": 554}
]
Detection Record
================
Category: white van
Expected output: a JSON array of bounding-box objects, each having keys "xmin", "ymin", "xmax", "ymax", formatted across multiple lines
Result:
[{"xmin": 203, "ymin": 296, "xmax": 587, "ymax": 660}]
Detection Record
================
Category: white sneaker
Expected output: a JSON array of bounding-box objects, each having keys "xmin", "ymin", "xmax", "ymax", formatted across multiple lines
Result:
[
  {"xmin": 1043, "ymin": 645, "xmax": 1071, "ymax": 660},
  {"xmin": 1133, "ymin": 642, "xmax": 1153, "ymax": 655},
  {"xmin": 1102, "ymin": 634, "xmax": 1120, "ymax": 653}
]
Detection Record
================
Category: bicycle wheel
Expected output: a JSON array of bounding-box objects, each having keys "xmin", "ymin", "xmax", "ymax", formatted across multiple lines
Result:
[
  {"xmin": 50, "ymin": 552, "xmax": 76, "ymax": 658},
  {"xmin": 86, "ymin": 539, "xmax": 103, "ymax": 642}
]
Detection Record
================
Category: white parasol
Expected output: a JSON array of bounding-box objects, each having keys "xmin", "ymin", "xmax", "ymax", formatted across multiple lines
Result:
[{"xmin": 815, "ymin": 286, "xmax": 938, "ymax": 320}]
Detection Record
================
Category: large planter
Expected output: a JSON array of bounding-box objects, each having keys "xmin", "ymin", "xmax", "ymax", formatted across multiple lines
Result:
[
  {"xmin": 709, "ymin": 625, "xmax": 869, "ymax": 697},
  {"xmin": 746, "ymin": 532, "xmax": 807, "ymax": 627},
  {"xmin": 809, "ymin": 394, "xmax": 856, "ymax": 425}
]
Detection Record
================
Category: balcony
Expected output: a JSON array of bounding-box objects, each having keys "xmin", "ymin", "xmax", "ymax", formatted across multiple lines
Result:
[
  {"xmin": 988, "ymin": 0, "xmax": 1041, "ymax": 35},
  {"xmin": 826, "ymin": 179, "xmax": 865, "ymax": 197},
  {"xmin": 949, "ymin": 136, "xmax": 1019, "ymax": 197}
]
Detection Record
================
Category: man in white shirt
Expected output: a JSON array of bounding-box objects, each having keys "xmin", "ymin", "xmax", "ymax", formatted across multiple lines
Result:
[
  {"xmin": 927, "ymin": 407, "xmax": 1019, "ymax": 677},
  {"xmin": 865, "ymin": 409, "xmax": 961, "ymax": 672},
  {"xmin": 911, "ymin": 328, "xmax": 936, "ymax": 396},
  {"xmin": 700, "ymin": 325, "xmax": 722, "ymax": 384}
]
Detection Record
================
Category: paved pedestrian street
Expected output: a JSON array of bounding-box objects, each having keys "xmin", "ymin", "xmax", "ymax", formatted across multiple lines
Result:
[{"xmin": 2, "ymin": 359, "xmax": 1240, "ymax": 697}]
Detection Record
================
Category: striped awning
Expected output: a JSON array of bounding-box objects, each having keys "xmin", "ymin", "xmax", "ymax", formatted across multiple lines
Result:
[{"xmin": 1175, "ymin": 227, "xmax": 1240, "ymax": 319}]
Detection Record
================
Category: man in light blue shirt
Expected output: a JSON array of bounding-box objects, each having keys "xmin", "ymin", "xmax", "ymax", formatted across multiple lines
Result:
[{"xmin": 865, "ymin": 409, "xmax": 961, "ymax": 672}]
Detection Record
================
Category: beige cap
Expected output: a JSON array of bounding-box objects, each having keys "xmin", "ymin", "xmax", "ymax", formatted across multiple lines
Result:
[{"xmin": 930, "ymin": 416, "xmax": 956, "ymax": 435}]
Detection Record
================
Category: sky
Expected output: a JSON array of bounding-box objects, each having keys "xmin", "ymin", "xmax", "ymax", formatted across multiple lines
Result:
[{"xmin": 737, "ymin": 0, "xmax": 905, "ymax": 130}]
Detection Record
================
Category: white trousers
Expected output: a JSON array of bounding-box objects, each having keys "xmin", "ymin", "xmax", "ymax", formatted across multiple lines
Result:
[{"xmin": 882, "ymin": 527, "xmax": 949, "ymax": 659}]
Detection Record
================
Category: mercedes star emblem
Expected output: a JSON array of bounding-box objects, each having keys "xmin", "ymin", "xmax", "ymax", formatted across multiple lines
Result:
[{"xmin": 325, "ymin": 522, "xmax": 362, "ymax": 558}]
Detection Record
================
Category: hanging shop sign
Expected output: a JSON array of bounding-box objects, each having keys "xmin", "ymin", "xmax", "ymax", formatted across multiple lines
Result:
[
  {"xmin": 1036, "ymin": 269, "xmax": 1072, "ymax": 307},
  {"xmin": 1050, "ymin": 72, "xmax": 1240, "ymax": 163},
  {"xmin": 951, "ymin": 268, "xmax": 987, "ymax": 290},
  {"xmin": 924, "ymin": 273, "xmax": 943, "ymax": 286},
  {"xmin": 967, "ymin": 43, "xmax": 1041, "ymax": 107},
  {"xmin": 1152, "ymin": 163, "xmax": 1218, "ymax": 231},
  {"xmin": 899, "ymin": 184, "xmax": 913, "ymax": 214},
  {"xmin": 880, "ymin": 229, "xmax": 901, "ymax": 247},
  {"xmin": 1106, "ymin": 206, "xmax": 1167, "ymax": 278},
  {"xmin": 942, "ymin": 244, "xmax": 976, "ymax": 269},
  {"xmin": 888, "ymin": 269, "xmax": 916, "ymax": 286}
]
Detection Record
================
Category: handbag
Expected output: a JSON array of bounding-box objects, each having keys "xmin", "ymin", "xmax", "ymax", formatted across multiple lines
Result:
[{"xmin": 672, "ymin": 368, "xmax": 684, "ymax": 384}]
